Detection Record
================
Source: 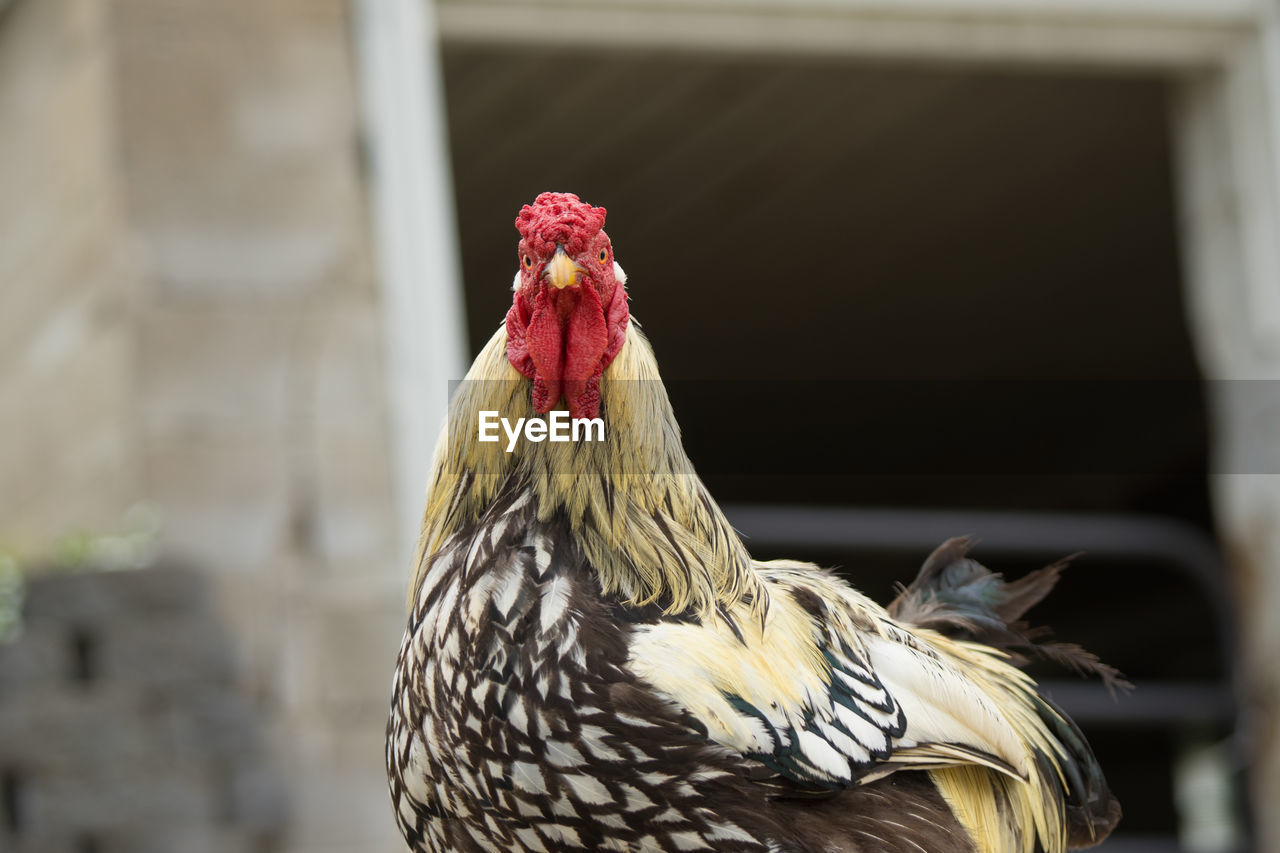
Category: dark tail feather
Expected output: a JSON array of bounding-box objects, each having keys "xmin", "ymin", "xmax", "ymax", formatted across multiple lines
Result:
[
  {"xmin": 1034, "ymin": 693, "xmax": 1123, "ymax": 847},
  {"xmin": 889, "ymin": 536, "xmax": 1061, "ymax": 631},
  {"xmin": 888, "ymin": 537, "xmax": 1131, "ymax": 692},
  {"xmin": 1029, "ymin": 639, "xmax": 1130, "ymax": 696},
  {"xmin": 889, "ymin": 537, "xmax": 1126, "ymax": 847}
]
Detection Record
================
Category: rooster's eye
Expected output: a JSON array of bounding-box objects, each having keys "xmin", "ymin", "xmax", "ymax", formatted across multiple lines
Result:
[
  {"xmin": 522, "ymin": 255, "xmax": 533, "ymax": 270},
  {"xmin": 598, "ymin": 249, "xmax": 608, "ymax": 265}
]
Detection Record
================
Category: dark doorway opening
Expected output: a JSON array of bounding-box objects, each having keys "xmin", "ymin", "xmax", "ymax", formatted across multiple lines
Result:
[{"xmin": 443, "ymin": 47, "xmax": 1232, "ymax": 849}]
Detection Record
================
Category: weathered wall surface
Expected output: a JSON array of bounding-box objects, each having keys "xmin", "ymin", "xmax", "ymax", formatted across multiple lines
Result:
[
  {"xmin": 0, "ymin": 2, "xmax": 408, "ymax": 851},
  {"xmin": 109, "ymin": 6, "xmax": 406, "ymax": 848},
  {"xmin": 0, "ymin": 0, "xmax": 140, "ymax": 552},
  {"xmin": 0, "ymin": 568, "xmax": 286, "ymax": 853}
]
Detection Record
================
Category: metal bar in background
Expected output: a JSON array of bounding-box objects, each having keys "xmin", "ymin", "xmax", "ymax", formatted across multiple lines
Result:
[
  {"xmin": 1038, "ymin": 681, "xmax": 1234, "ymax": 725},
  {"xmin": 720, "ymin": 504, "xmax": 1238, "ymax": 680},
  {"xmin": 1092, "ymin": 840, "xmax": 1185, "ymax": 853}
]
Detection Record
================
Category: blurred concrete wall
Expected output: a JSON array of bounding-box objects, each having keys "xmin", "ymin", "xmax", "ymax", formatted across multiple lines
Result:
[
  {"xmin": 0, "ymin": 1, "xmax": 407, "ymax": 851},
  {"xmin": 0, "ymin": 0, "xmax": 140, "ymax": 550},
  {"xmin": 0, "ymin": 568, "xmax": 286, "ymax": 853}
]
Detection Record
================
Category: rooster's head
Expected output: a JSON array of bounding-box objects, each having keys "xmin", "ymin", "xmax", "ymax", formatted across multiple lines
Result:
[{"xmin": 506, "ymin": 192, "xmax": 630, "ymax": 420}]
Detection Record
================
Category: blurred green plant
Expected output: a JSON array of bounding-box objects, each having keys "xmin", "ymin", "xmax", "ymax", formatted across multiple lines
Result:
[
  {"xmin": 0, "ymin": 502, "xmax": 162, "ymax": 644},
  {"xmin": 0, "ymin": 552, "xmax": 22, "ymax": 644}
]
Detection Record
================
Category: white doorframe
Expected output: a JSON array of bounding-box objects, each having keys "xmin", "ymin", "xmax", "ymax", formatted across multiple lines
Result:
[
  {"xmin": 438, "ymin": 0, "xmax": 1253, "ymax": 68},
  {"xmin": 352, "ymin": 0, "xmax": 469, "ymax": 575}
]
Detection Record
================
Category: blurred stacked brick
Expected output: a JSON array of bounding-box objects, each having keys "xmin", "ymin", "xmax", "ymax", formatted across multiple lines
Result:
[{"xmin": 0, "ymin": 568, "xmax": 286, "ymax": 853}]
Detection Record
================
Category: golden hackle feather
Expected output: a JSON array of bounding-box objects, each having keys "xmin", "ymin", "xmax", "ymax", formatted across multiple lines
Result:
[{"xmin": 412, "ymin": 322, "xmax": 764, "ymax": 619}]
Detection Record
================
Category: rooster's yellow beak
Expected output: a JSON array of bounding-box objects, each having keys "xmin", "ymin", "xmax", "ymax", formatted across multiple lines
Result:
[{"xmin": 544, "ymin": 247, "xmax": 581, "ymax": 290}]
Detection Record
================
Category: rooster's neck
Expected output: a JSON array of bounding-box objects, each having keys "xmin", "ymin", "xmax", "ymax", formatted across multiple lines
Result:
[{"xmin": 411, "ymin": 321, "xmax": 761, "ymax": 617}]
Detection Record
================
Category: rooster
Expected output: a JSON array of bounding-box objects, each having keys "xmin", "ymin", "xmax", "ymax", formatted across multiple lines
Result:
[{"xmin": 387, "ymin": 192, "xmax": 1123, "ymax": 853}]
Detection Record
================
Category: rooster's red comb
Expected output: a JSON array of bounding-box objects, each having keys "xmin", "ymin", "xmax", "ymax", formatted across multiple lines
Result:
[{"xmin": 516, "ymin": 192, "xmax": 607, "ymax": 257}]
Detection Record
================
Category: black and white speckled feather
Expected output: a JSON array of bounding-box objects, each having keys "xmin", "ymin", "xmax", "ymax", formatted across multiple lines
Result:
[{"xmin": 389, "ymin": 487, "xmax": 790, "ymax": 852}]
